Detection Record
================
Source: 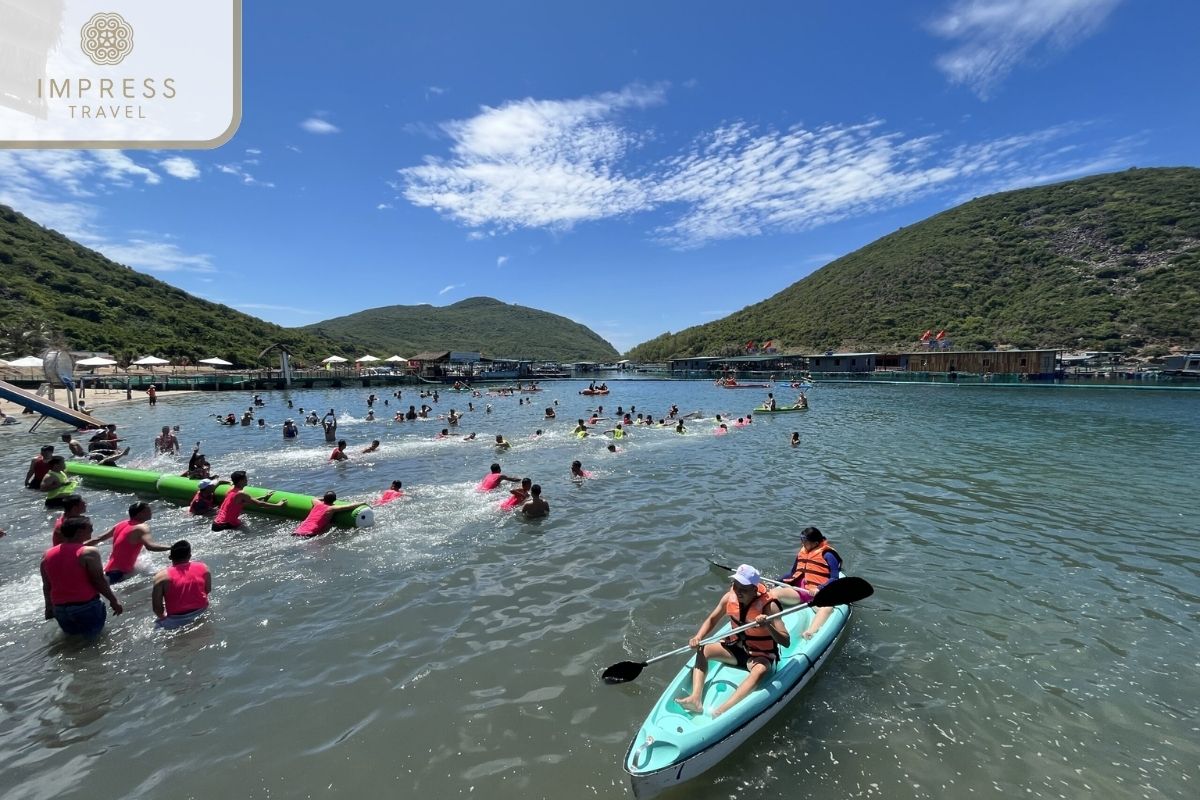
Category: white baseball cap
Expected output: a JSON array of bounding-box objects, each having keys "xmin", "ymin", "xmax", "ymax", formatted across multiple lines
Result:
[{"xmin": 732, "ymin": 564, "xmax": 761, "ymax": 586}]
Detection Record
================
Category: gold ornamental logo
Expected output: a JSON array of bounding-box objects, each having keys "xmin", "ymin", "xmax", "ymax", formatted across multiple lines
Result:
[{"xmin": 80, "ymin": 12, "xmax": 134, "ymax": 66}]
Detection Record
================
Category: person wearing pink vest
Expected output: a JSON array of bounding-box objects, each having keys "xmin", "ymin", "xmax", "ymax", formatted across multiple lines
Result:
[
  {"xmin": 40, "ymin": 516, "xmax": 123, "ymax": 637},
  {"xmin": 293, "ymin": 491, "xmax": 358, "ymax": 537},
  {"xmin": 152, "ymin": 540, "xmax": 211, "ymax": 629},
  {"xmin": 88, "ymin": 502, "xmax": 171, "ymax": 583}
]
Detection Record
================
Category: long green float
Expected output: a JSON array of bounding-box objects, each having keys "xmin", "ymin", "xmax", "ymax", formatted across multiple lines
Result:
[{"xmin": 65, "ymin": 461, "xmax": 374, "ymax": 529}]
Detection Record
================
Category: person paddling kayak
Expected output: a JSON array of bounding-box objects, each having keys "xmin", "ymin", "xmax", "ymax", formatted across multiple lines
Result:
[
  {"xmin": 678, "ymin": 564, "xmax": 789, "ymax": 718},
  {"xmin": 770, "ymin": 526, "xmax": 842, "ymax": 639}
]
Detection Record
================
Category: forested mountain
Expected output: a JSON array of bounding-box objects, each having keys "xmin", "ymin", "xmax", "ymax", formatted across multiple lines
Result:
[
  {"xmin": 305, "ymin": 297, "xmax": 619, "ymax": 361},
  {"xmin": 626, "ymin": 168, "xmax": 1200, "ymax": 360}
]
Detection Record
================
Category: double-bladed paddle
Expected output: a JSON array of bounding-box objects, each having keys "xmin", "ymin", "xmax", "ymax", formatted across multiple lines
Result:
[{"xmin": 601, "ymin": 576, "xmax": 874, "ymax": 684}]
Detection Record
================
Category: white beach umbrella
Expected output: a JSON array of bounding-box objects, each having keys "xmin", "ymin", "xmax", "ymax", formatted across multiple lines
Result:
[
  {"xmin": 132, "ymin": 356, "xmax": 170, "ymax": 366},
  {"xmin": 356, "ymin": 355, "xmax": 380, "ymax": 362},
  {"xmin": 6, "ymin": 355, "xmax": 45, "ymax": 367},
  {"xmin": 321, "ymin": 356, "xmax": 349, "ymax": 364},
  {"xmin": 198, "ymin": 357, "xmax": 233, "ymax": 367},
  {"xmin": 77, "ymin": 356, "xmax": 118, "ymax": 367},
  {"xmin": 385, "ymin": 355, "xmax": 408, "ymax": 362}
]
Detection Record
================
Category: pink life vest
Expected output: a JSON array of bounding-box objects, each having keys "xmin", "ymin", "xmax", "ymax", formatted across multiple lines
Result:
[
  {"xmin": 477, "ymin": 473, "xmax": 503, "ymax": 491},
  {"xmin": 373, "ymin": 489, "xmax": 404, "ymax": 506},
  {"xmin": 164, "ymin": 561, "xmax": 209, "ymax": 615},
  {"xmin": 294, "ymin": 502, "xmax": 336, "ymax": 537},
  {"xmin": 214, "ymin": 489, "xmax": 246, "ymax": 526},
  {"xmin": 42, "ymin": 542, "xmax": 97, "ymax": 604},
  {"xmin": 104, "ymin": 520, "xmax": 143, "ymax": 573}
]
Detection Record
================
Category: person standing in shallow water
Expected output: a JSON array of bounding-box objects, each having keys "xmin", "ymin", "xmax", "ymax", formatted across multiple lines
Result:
[
  {"xmin": 152, "ymin": 540, "xmax": 211, "ymax": 628},
  {"xmin": 322, "ymin": 409, "xmax": 338, "ymax": 442},
  {"xmin": 521, "ymin": 484, "xmax": 549, "ymax": 518},
  {"xmin": 40, "ymin": 516, "xmax": 123, "ymax": 638}
]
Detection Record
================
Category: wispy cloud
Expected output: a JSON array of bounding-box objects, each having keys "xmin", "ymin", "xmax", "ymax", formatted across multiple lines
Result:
[
  {"xmin": 376, "ymin": 202, "xmax": 393, "ymax": 210},
  {"xmin": 426, "ymin": 86, "xmax": 447, "ymax": 98},
  {"xmin": 0, "ymin": 151, "xmax": 211, "ymax": 273},
  {"xmin": 929, "ymin": 0, "xmax": 1123, "ymax": 97},
  {"xmin": 216, "ymin": 163, "xmax": 274, "ymax": 188},
  {"xmin": 160, "ymin": 156, "xmax": 200, "ymax": 180},
  {"xmin": 301, "ymin": 116, "xmax": 340, "ymax": 134},
  {"xmin": 496, "ymin": 255, "xmax": 509, "ymax": 267},
  {"xmin": 438, "ymin": 283, "xmax": 464, "ymax": 295},
  {"xmin": 100, "ymin": 239, "xmax": 214, "ymax": 273},
  {"xmin": 400, "ymin": 83, "xmax": 666, "ymax": 231},
  {"xmin": 399, "ymin": 86, "xmax": 1135, "ymax": 249}
]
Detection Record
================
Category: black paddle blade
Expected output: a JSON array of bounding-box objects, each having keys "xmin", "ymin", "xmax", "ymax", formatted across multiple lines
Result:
[
  {"xmin": 812, "ymin": 576, "xmax": 875, "ymax": 607},
  {"xmin": 602, "ymin": 660, "xmax": 648, "ymax": 684}
]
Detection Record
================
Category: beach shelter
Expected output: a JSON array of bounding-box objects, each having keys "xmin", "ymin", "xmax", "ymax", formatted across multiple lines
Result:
[
  {"xmin": 321, "ymin": 356, "xmax": 348, "ymax": 364},
  {"xmin": 132, "ymin": 356, "xmax": 170, "ymax": 366},
  {"xmin": 198, "ymin": 357, "xmax": 233, "ymax": 367},
  {"xmin": 385, "ymin": 355, "xmax": 408, "ymax": 363},
  {"xmin": 6, "ymin": 355, "xmax": 45, "ymax": 367},
  {"xmin": 356, "ymin": 355, "xmax": 380, "ymax": 362},
  {"xmin": 77, "ymin": 356, "xmax": 117, "ymax": 367}
]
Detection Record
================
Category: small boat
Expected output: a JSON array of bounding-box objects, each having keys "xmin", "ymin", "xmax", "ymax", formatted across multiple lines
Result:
[
  {"xmin": 789, "ymin": 381, "xmax": 814, "ymax": 390},
  {"xmin": 718, "ymin": 382, "xmax": 772, "ymax": 389},
  {"xmin": 623, "ymin": 601, "xmax": 851, "ymax": 798},
  {"xmin": 580, "ymin": 388, "xmax": 610, "ymax": 395},
  {"xmin": 754, "ymin": 405, "xmax": 808, "ymax": 413}
]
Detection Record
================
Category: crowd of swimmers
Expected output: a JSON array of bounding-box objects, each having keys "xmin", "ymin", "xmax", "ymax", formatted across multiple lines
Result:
[{"xmin": 16, "ymin": 383, "xmax": 815, "ymax": 658}]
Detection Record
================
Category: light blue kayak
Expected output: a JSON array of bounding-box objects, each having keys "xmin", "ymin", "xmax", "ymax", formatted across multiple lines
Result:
[{"xmin": 623, "ymin": 600, "xmax": 851, "ymax": 798}]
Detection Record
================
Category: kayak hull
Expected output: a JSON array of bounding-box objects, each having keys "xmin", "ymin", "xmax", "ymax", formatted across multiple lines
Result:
[
  {"xmin": 753, "ymin": 406, "xmax": 808, "ymax": 413},
  {"xmin": 624, "ymin": 601, "xmax": 850, "ymax": 798}
]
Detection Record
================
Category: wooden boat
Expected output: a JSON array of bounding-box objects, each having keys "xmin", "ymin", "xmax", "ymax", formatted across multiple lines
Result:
[
  {"xmin": 753, "ymin": 405, "xmax": 808, "ymax": 413},
  {"xmin": 580, "ymin": 388, "xmax": 610, "ymax": 395}
]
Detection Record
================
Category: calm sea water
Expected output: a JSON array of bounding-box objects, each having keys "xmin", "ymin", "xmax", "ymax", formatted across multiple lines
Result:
[{"xmin": 0, "ymin": 381, "xmax": 1196, "ymax": 800}]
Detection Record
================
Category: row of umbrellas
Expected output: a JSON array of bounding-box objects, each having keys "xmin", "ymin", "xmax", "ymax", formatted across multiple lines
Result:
[
  {"xmin": 321, "ymin": 355, "xmax": 408, "ymax": 364},
  {"xmin": 0, "ymin": 355, "xmax": 233, "ymax": 368}
]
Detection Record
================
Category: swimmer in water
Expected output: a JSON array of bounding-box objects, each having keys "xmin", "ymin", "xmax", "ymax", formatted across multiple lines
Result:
[
  {"xmin": 495, "ymin": 434, "xmax": 511, "ymax": 450},
  {"xmin": 363, "ymin": 440, "xmax": 381, "ymax": 453},
  {"xmin": 791, "ymin": 432, "xmax": 800, "ymax": 447}
]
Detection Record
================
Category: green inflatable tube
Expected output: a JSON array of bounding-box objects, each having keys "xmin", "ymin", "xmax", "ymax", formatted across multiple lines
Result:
[
  {"xmin": 65, "ymin": 462, "xmax": 373, "ymax": 529},
  {"xmin": 65, "ymin": 461, "xmax": 165, "ymax": 492},
  {"xmin": 155, "ymin": 474, "xmax": 372, "ymax": 529}
]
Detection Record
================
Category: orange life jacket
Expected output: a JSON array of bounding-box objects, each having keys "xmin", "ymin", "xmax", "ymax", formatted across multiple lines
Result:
[
  {"xmin": 723, "ymin": 584, "xmax": 780, "ymax": 662},
  {"xmin": 786, "ymin": 541, "xmax": 841, "ymax": 591}
]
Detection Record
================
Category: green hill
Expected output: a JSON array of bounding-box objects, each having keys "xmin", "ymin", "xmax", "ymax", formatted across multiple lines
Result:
[
  {"xmin": 0, "ymin": 204, "xmax": 353, "ymax": 365},
  {"xmin": 626, "ymin": 167, "xmax": 1200, "ymax": 360},
  {"xmin": 304, "ymin": 297, "xmax": 620, "ymax": 361}
]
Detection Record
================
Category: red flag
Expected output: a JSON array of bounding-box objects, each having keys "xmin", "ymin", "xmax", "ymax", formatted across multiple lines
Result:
[
  {"xmin": 935, "ymin": 330, "xmax": 946, "ymax": 340},
  {"xmin": 919, "ymin": 330, "xmax": 932, "ymax": 342},
  {"xmin": 763, "ymin": 340, "xmax": 773, "ymax": 349}
]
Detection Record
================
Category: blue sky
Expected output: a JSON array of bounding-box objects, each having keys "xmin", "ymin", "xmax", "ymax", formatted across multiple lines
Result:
[{"xmin": 2, "ymin": 0, "xmax": 1198, "ymax": 353}]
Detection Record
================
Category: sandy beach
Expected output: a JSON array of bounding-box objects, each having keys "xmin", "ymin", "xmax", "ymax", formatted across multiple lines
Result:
[{"xmin": 0, "ymin": 387, "xmax": 199, "ymax": 417}]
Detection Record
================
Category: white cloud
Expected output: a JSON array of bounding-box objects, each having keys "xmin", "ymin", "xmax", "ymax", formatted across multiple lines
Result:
[
  {"xmin": 0, "ymin": 151, "xmax": 212, "ymax": 273},
  {"xmin": 399, "ymin": 86, "xmax": 1133, "ymax": 248},
  {"xmin": 95, "ymin": 150, "xmax": 161, "ymax": 186},
  {"xmin": 496, "ymin": 255, "xmax": 508, "ymax": 267},
  {"xmin": 160, "ymin": 156, "xmax": 200, "ymax": 180},
  {"xmin": 427, "ymin": 86, "xmax": 447, "ymax": 97},
  {"xmin": 216, "ymin": 162, "xmax": 274, "ymax": 188},
  {"xmin": 246, "ymin": 148, "xmax": 262, "ymax": 155},
  {"xmin": 438, "ymin": 283, "xmax": 464, "ymax": 295},
  {"xmin": 301, "ymin": 117, "xmax": 340, "ymax": 134},
  {"xmin": 376, "ymin": 202, "xmax": 393, "ymax": 210},
  {"xmin": 929, "ymin": 0, "xmax": 1123, "ymax": 97},
  {"xmin": 99, "ymin": 239, "xmax": 214, "ymax": 273},
  {"xmin": 400, "ymin": 83, "xmax": 666, "ymax": 231}
]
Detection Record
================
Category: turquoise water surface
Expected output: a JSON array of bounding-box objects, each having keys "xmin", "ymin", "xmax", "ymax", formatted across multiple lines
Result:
[{"xmin": 0, "ymin": 380, "xmax": 1196, "ymax": 799}]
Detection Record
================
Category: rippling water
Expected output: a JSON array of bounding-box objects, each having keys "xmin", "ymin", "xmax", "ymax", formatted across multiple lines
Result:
[{"xmin": 0, "ymin": 381, "xmax": 1196, "ymax": 799}]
